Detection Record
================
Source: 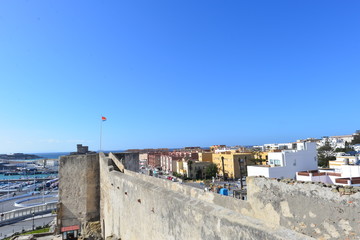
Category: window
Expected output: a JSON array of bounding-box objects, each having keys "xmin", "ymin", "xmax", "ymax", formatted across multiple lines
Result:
[{"xmin": 270, "ymin": 159, "xmax": 281, "ymax": 166}]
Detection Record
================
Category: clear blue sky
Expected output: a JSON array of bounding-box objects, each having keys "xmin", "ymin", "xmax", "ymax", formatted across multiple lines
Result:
[{"xmin": 0, "ymin": 1, "xmax": 359, "ymax": 153}]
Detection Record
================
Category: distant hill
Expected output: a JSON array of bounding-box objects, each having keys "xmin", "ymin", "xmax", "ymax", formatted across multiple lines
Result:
[{"xmin": 0, "ymin": 153, "xmax": 42, "ymax": 160}]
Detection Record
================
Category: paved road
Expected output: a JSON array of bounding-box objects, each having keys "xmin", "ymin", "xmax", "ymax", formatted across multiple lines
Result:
[
  {"xmin": 0, "ymin": 191, "xmax": 58, "ymax": 212},
  {"xmin": 0, "ymin": 214, "xmax": 55, "ymax": 239},
  {"xmin": 0, "ymin": 194, "xmax": 34, "ymax": 212},
  {"xmin": 0, "ymin": 178, "xmax": 56, "ymax": 183}
]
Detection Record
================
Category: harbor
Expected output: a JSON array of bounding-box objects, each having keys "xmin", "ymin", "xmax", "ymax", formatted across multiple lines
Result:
[{"xmin": 0, "ymin": 153, "xmax": 60, "ymax": 238}]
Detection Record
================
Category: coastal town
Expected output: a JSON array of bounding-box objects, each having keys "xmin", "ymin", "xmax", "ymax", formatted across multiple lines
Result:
[
  {"xmin": 2, "ymin": 0, "xmax": 359, "ymax": 239},
  {"xmin": 134, "ymin": 129, "xmax": 360, "ymax": 189},
  {"xmin": 1, "ymin": 130, "xmax": 360, "ymax": 239},
  {"xmin": 55, "ymin": 130, "xmax": 360, "ymax": 240}
]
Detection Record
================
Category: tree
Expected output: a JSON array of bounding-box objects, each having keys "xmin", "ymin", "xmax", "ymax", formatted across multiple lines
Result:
[
  {"xmin": 172, "ymin": 172, "xmax": 182, "ymax": 178},
  {"xmin": 187, "ymin": 160, "xmax": 193, "ymax": 178},
  {"xmin": 249, "ymin": 158, "xmax": 263, "ymax": 165},
  {"xmin": 205, "ymin": 163, "xmax": 218, "ymax": 179},
  {"xmin": 317, "ymin": 153, "xmax": 336, "ymax": 168},
  {"xmin": 351, "ymin": 134, "xmax": 360, "ymax": 145},
  {"xmin": 334, "ymin": 147, "xmax": 354, "ymax": 152},
  {"xmin": 187, "ymin": 160, "xmax": 193, "ymax": 171},
  {"xmin": 250, "ymin": 150, "xmax": 263, "ymax": 165},
  {"xmin": 318, "ymin": 139, "xmax": 335, "ymax": 168},
  {"xmin": 318, "ymin": 140, "xmax": 333, "ymax": 152}
]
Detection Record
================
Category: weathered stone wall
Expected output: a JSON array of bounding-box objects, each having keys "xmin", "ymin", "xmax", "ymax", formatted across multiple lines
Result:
[
  {"xmin": 246, "ymin": 177, "xmax": 360, "ymax": 240},
  {"xmin": 99, "ymin": 154, "xmax": 311, "ymax": 240},
  {"xmin": 57, "ymin": 154, "xmax": 100, "ymax": 231},
  {"xmin": 59, "ymin": 153, "xmax": 360, "ymax": 239},
  {"xmin": 113, "ymin": 152, "xmax": 139, "ymax": 172}
]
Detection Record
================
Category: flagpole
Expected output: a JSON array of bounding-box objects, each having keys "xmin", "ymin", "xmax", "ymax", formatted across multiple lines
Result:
[{"xmin": 100, "ymin": 116, "xmax": 103, "ymax": 151}]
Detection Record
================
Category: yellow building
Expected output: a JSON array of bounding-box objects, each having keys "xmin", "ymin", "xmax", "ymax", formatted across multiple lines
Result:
[
  {"xmin": 209, "ymin": 152, "xmax": 254, "ymax": 179},
  {"xmin": 250, "ymin": 151, "xmax": 269, "ymax": 165},
  {"xmin": 200, "ymin": 152, "xmax": 213, "ymax": 162},
  {"xmin": 329, "ymin": 155, "xmax": 359, "ymax": 169},
  {"xmin": 176, "ymin": 160, "xmax": 186, "ymax": 175}
]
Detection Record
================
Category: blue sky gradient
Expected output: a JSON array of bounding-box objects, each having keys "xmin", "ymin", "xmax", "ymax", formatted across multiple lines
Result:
[{"xmin": 0, "ymin": 1, "xmax": 359, "ymax": 153}]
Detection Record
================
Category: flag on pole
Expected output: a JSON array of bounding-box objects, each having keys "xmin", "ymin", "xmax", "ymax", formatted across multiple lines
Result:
[{"xmin": 100, "ymin": 116, "xmax": 106, "ymax": 151}]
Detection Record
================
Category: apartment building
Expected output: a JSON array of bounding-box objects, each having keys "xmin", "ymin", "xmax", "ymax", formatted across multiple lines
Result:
[{"xmin": 247, "ymin": 141, "xmax": 317, "ymax": 179}]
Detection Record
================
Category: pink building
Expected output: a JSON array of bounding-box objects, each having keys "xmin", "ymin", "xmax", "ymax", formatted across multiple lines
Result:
[
  {"xmin": 148, "ymin": 149, "xmax": 202, "ymax": 172},
  {"xmin": 147, "ymin": 152, "xmax": 162, "ymax": 168}
]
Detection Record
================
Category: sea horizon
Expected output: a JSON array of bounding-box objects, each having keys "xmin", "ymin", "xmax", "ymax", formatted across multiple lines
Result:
[{"xmin": 3, "ymin": 146, "xmax": 215, "ymax": 160}]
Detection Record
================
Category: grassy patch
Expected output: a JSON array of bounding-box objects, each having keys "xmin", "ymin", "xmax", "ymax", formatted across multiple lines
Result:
[
  {"xmin": 21, "ymin": 227, "xmax": 50, "ymax": 234},
  {"xmin": 3, "ymin": 227, "xmax": 50, "ymax": 240}
]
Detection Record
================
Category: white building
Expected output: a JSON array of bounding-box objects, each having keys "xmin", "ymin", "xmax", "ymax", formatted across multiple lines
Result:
[
  {"xmin": 263, "ymin": 142, "xmax": 294, "ymax": 151},
  {"xmin": 296, "ymin": 165, "xmax": 360, "ymax": 187},
  {"xmin": 317, "ymin": 135, "xmax": 353, "ymax": 149},
  {"xmin": 328, "ymin": 153, "xmax": 360, "ymax": 169},
  {"xmin": 139, "ymin": 153, "xmax": 148, "ymax": 167},
  {"xmin": 252, "ymin": 145, "xmax": 265, "ymax": 151},
  {"xmin": 247, "ymin": 142, "xmax": 317, "ymax": 179},
  {"xmin": 46, "ymin": 159, "xmax": 59, "ymax": 167},
  {"xmin": 160, "ymin": 155, "xmax": 173, "ymax": 173},
  {"xmin": 317, "ymin": 130, "xmax": 360, "ymax": 150},
  {"xmin": 353, "ymin": 144, "xmax": 360, "ymax": 152}
]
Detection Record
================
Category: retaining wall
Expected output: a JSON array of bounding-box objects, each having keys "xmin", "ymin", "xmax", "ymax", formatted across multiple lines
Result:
[{"xmin": 0, "ymin": 202, "xmax": 56, "ymax": 227}]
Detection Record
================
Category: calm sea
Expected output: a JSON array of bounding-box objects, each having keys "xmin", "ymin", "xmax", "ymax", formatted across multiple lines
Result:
[
  {"xmin": 31, "ymin": 152, "xmax": 70, "ymax": 159},
  {"xmin": 0, "ymin": 173, "xmax": 58, "ymax": 181},
  {"xmin": 0, "ymin": 152, "xmax": 66, "ymax": 180}
]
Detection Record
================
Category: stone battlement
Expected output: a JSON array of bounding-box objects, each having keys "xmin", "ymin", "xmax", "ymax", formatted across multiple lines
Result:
[{"xmin": 58, "ymin": 153, "xmax": 360, "ymax": 240}]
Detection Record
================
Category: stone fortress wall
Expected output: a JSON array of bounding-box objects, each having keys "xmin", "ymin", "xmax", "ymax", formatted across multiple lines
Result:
[
  {"xmin": 57, "ymin": 154, "xmax": 100, "ymax": 231},
  {"xmin": 246, "ymin": 177, "xmax": 360, "ymax": 239},
  {"xmin": 58, "ymin": 153, "xmax": 360, "ymax": 240}
]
